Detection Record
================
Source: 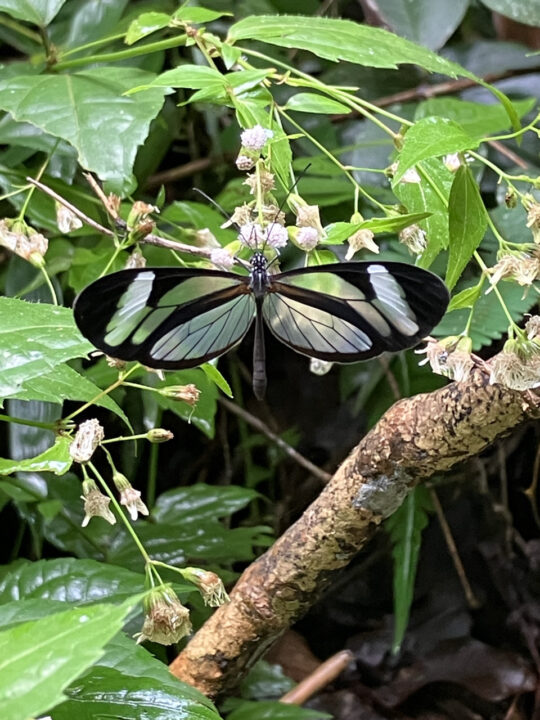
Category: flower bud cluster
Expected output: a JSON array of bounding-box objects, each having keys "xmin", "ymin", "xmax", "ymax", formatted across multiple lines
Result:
[
  {"xmin": 416, "ymin": 336, "xmax": 475, "ymax": 383},
  {"xmin": 0, "ymin": 218, "xmax": 48, "ymax": 266}
]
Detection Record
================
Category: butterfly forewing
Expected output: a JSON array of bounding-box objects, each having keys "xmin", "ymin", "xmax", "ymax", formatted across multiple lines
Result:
[
  {"xmin": 74, "ymin": 268, "xmax": 255, "ymax": 369},
  {"xmin": 264, "ymin": 262, "xmax": 449, "ymax": 361}
]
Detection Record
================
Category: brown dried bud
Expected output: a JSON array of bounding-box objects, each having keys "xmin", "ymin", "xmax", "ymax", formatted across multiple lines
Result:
[
  {"xmin": 136, "ymin": 587, "xmax": 192, "ymax": 645},
  {"xmin": 80, "ymin": 478, "xmax": 116, "ymax": 527},
  {"xmin": 160, "ymin": 384, "xmax": 200, "ymax": 406},
  {"xmin": 69, "ymin": 419, "xmax": 104, "ymax": 463},
  {"xmin": 146, "ymin": 428, "xmax": 174, "ymax": 443}
]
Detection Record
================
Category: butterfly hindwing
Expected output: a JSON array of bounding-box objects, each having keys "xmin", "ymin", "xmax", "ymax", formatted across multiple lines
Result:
[
  {"xmin": 263, "ymin": 262, "xmax": 449, "ymax": 362},
  {"xmin": 74, "ymin": 268, "xmax": 255, "ymax": 369}
]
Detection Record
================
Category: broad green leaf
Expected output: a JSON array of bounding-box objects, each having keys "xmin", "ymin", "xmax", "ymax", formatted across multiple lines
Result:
[
  {"xmin": 8, "ymin": 363, "xmax": 129, "ymax": 426},
  {"xmin": 228, "ymin": 15, "xmax": 475, "ymax": 78},
  {"xmin": 447, "ymin": 284, "xmax": 482, "ymax": 312},
  {"xmin": 201, "ymin": 363, "xmax": 233, "ymax": 398},
  {"xmin": 127, "ymin": 64, "xmax": 224, "ymax": 93},
  {"xmin": 374, "ymin": 0, "xmax": 468, "ymax": 51},
  {"xmin": 0, "ymin": 598, "xmax": 68, "ymax": 628},
  {"xmin": 0, "ymin": 480, "xmax": 36, "ymax": 502},
  {"xmin": 284, "ymin": 92, "xmax": 350, "ymax": 114},
  {"xmin": 0, "ymin": 436, "xmax": 71, "ymax": 476},
  {"xmin": 322, "ymin": 212, "xmax": 431, "ymax": 245},
  {"xmin": 434, "ymin": 282, "xmax": 537, "ymax": 349},
  {"xmin": 0, "ymin": 599, "xmax": 137, "ymax": 720},
  {"xmin": 0, "ymin": 297, "xmax": 92, "ymax": 396},
  {"xmin": 481, "ymin": 0, "xmax": 540, "ymax": 26},
  {"xmin": 0, "ymin": 557, "xmax": 149, "ymax": 604},
  {"xmin": 0, "ymin": 68, "xmax": 168, "ymax": 182},
  {"xmin": 416, "ymin": 97, "xmax": 536, "ymax": 139},
  {"xmin": 239, "ymin": 660, "xmax": 295, "ymax": 700},
  {"xmin": 386, "ymin": 486, "xmax": 431, "ymax": 653},
  {"xmin": 227, "ymin": 701, "xmax": 331, "ymax": 720},
  {"xmin": 173, "ymin": 7, "xmax": 231, "ymax": 23},
  {"xmin": 152, "ymin": 484, "xmax": 259, "ymax": 524},
  {"xmin": 392, "ymin": 158, "xmax": 454, "ymax": 267},
  {"xmin": 0, "ymin": 0, "xmax": 67, "ymax": 25},
  {"xmin": 125, "ymin": 12, "xmax": 171, "ymax": 45},
  {"xmin": 268, "ymin": 128, "xmax": 293, "ymax": 193},
  {"xmin": 446, "ymin": 166, "xmax": 487, "ymax": 289},
  {"xmin": 395, "ymin": 118, "xmax": 478, "ymax": 183}
]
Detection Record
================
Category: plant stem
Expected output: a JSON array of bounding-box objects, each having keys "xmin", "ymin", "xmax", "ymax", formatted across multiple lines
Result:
[
  {"xmin": 64, "ymin": 365, "xmax": 140, "ymax": 422},
  {"xmin": 0, "ymin": 414, "xmax": 57, "ymax": 430}
]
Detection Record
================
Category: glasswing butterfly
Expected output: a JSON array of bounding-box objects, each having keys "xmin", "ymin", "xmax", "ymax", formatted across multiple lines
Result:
[{"xmin": 74, "ymin": 251, "xmax": 449, "ymax": 400}]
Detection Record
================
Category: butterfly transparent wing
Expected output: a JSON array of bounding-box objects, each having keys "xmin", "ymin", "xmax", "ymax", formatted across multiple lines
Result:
[
  {"xmin": 264, "ymin": 262, "xmax": 448, "ymax": 361},
  {"xmin": 74, "ymin": 268, "xmax": 256, "ymax": 369}
]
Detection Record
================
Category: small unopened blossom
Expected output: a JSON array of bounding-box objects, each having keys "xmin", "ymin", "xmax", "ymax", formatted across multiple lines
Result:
[
  {"xmin": 127, "ymin": 201, "xmax": 158, "ymax": 229},
  {"xmin": 489, "ymin": 340, "xmax": 540, "ymax": 390},
  {"xmin": 55, "ymin": 202, "xmax": 82, "ymax": 233},
  {"xmin": 70, "ymin": 419, "xmax": 104, "ymax": 463},
  {"xmin": 0, "ymin": 219, "xmax": 48, "ymax": 265},
  {"xmin": 346, "ymin": 228, "xmax": 378, "ymax": 260},
  {"xmin": 113, "ymin": 472, "xmax": 149, "ymax": 521},
  {"xmin": 295, "ymin": 204, "xmax": 323, "ymax": 231},
  {"xmin": 296, "ymin": 226, "xmax": 319, "ymax": 251},
  {"xmin": 160, "ymin": 383, "xmax": 200, "ymax": 406},
  {"xmin": 399, "ymin": 225, "xmax": 427, "ymax": 255},
  {"xmin": 244, "ymin": 168, "xmax": 275, "ymax": 194},
  {"xmin": 240, "ymin": 125, "xmax": 273, "ymax": 151},
  {"xmin": 444, "ymin": 153, "xmax": 461, "ymax": 172},
  {"xmin": 183, "ymin": 567, "xmax": 230, "ymax": 607},
  {"xmin": 505, "ymin": 189, "xmax": 518, "ymax": 209},
  {"xmin": 222, "ymin": 204, "xmax": 252, "ymax": 229},
  {"xmin": 106, "ymin": 356, "xmax": 127, "ymax": 370},
  {"xmin": 146, "ymin": 428, "xmax": 174, "ymax": 443},
  {"xmin": 488, "ymin": 254, "xmax": 539, "ymax": 290},
  {"xmin": 236, "ymin": 154, "xmax": 255, "ymax": 171},
  {"xmin": 526, "ymin": 202, "xmax": 540, "ymax": 244},
  {"xmin": 261, "ymin": 204, "xmax": 285, "ymax": 226},
  {"xmin": 80, "ymin": 478, "xmax": 116, "ymax": 527},
  {"xmin": 125, "ymin": 250, "xmax": 146, "ymax": 269},
  {"xmin": 444, "ymin": 349, "xmax": 475, "ymax": 383},
  {"xmin": 238, "ymin": 222, "xmax": 264, "ymax": 249},
  {"xmin": 265, "ymin": 223, "xmax": 289, "ymax": 249},
  {"xmin": 526, "ymin": 315, "xmax": 540, "ymax": 340},
  {"xmin": 310, "ymin": 358, "xmax": 334, "ymax": 375},
  {"xmin": 210, "ymin": 247, "xmax": 235, "ymax": 270},
  {"xmin": 136, "ymin": 587, "xmax": 191, "ymax": 645}
]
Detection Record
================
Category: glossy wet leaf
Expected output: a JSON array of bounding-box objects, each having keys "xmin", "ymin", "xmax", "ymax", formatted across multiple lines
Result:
[
  {"xmin": 480, "ymin": 0, "xmax": 540, "ymax": 26},
  {"xmin": 284, "ymin": 92, "xmax": 351, "ymax": 114},
  {"xmin": 0, "ymin": 436, "xmax": 71, "ymax": 476},
  {"xmin": 0, "ymin": 599, "xmax": 138, "ymax": 720},
  {"xmin": 373, "ymin": 0, "xmax": 468, "ymax": 50},
  {"xmin": 152, "ymin": 484, "xmax": 259, "ymax": 524},
  {"xmin": 0, "ymin": 0, "xmax": 67, "ymax": 25}
]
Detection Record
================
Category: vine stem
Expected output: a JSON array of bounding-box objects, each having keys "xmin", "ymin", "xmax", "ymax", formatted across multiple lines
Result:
[
  {"xmin": 64, "ymin": 365, "xmax": 140, "ymax": 422},
  {"xmin": 0, "ymin": 414, "xmax": 57, "ymax": 430}
]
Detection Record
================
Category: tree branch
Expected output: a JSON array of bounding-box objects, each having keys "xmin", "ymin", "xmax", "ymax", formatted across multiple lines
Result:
[{"xmin": 169, "ymin": 368, "xmax": 540, "ymax": 698}]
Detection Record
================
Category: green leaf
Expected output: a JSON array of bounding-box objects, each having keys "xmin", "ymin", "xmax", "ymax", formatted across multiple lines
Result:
[
  {"xmin": 201, "ymin": 363, "xmax": 233, "ymax": 398},
  {"xmin": 0, "ymin": 297, "xmax": 92, "ymax": 396},
  {"xmin": 446, "ymin": 165, "xmax": 487, "ymax": 290},
  {"xmin": 322, "ymin": 212, "xmax": 431, "ymax": 245},
  {"xmin": 374, "ymin": 0, "xmax": 468, "ymax": 51},
  {"xmin": 227, "ymin": 700, "xmax": 331, "ymax": 720},
  {"xmin": 447, "ymin": 284, "xmax": 482, "ymax": 312},
  {"xmin": 124, "ymin": 11, "xmax": 171, "ymax": 45},
  {"xmin": 284, "ymin": 92, "xmax": 351, "ymax": 114},
  {"xmin": 386, "ymin": 486, "xmax": 431, "ymax": 653},
  {"xmin": 0, "ymin": 436, "xmax": 72, "ymax": 477},
  {"xmin": 152, "ymin": 484, "xmax": 259, "ymax": 524},
  {"xmin": 0, "ymin": 558, "xmax": 149, "ymax": 605},
  {"xmin": 228, "ymin": 15, "xmax": 475, "ymax": 78},
  {"xmin": 0, "ymin": 598, "xmax": 137, "ymax": 720},
  {"xmin": 127, "ymin": 64, "xmax": 224, "ymax": 93},
  {"xmin": 8, "ymin": 363, "xmax": 129, "ymax": 426},
  {"xmin": 416, "ymin": 97, "xmax": 536, "ymax": 139},
  {"xmin": 0, "ymin": 0, "xmax": 67, "ymax": 25},
  {"xmin": 480, "ymin": 0, "xmax": 540, "ymax": 26},
  {"xmin": 434, "ymin": 282, "xmax": 537, "ymax": 350},
  {"xmin": 173, "ymin": 6, "xmax": 231, "ymax": 23},
  {"xmin": 0, "ymin": 68, "xmax": 168, "ymax": 182},
  {"xmin": 395, "ymin": 117, "xmax": 478, "ymax": 182},
  {"xmin": 393, "ymin": 157, "xmax": 454, "ymax": 267}
]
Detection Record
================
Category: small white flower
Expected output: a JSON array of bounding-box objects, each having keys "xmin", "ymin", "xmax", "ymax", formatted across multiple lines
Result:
[
  {"xmin": 345, "ymin": 229, "xmax": 378, "ymax": 260},
  {"xmin": 210, "ymin": 247, "xmax": 235, "ymax": 270},
  {"xmin": 240, "ymin": 125, "xmax": 273, "ymax": 151},
  {"xmin": 401, "ymin": 167, "xmax": 421, "ymax": 183},
  {"xmin": 443, "ymin": 153, "xmax": 461, "ymax": 172},
  {"xmin": 296, "ymin": 226, "xmax": 319, "ymax": 251},
  {"xmin": 399, "ymin": 225, "xmax": 427, "ymax": 255},
  {"xmin": 120, "ymin": 486, "xmax": 149, "ymax": 521},
  {"xmin": 236, "ymin": 154, "xmax": 255, "ymax": 171},
  {"xmin": 265, "ymin": 223, "xmax": 288, "ymax": 249},
  {"xmin": 238, "ymin": 223, "xmax": 264, "ymax": 249},
  {"xmin": 56, "ymin": 202, "xmax": 83, "ymax": 233}
]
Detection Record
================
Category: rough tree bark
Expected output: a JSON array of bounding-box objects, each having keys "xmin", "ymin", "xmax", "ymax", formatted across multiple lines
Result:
[{"xmin": 169, "ymin": 368, "xmax": 540, "ymax": 698}]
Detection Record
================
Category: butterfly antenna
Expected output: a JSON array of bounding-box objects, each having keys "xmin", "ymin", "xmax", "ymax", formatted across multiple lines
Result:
[{"xmin": 192, "ymin": 188, "xmax": 236, "ymax": 227}]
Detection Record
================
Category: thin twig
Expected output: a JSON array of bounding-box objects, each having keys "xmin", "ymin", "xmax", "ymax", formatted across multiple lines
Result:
[
  {"xmin": 83, "ymin": 172, "xmax": 121, "ymax": 221},
  {"xmin": 145, "ymin": 157, "xmax": 216, "ymax": 188},
  {"xmin": 428, "ymin": 485, "xmax": 481, "ymax": 609},
  {"xmin": 280, "ymin": 650, "xmax": 353, "ymax": 705},
  {"xmin": 25, "ymin": 177, "xmax": 115, "ymax": 237},
  {"xmin": 219, "ymin": 397, "xmax": 332, "ymax": 483}
]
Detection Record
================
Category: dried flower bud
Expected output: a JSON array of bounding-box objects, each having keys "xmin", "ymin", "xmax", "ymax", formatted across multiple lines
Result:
[
  {"xmin": 106, "ymin": 356, "xmax": 127, "ymax": 370},
  {"xmin": 146, "ymin": 428, "xmax": 174, "ymax": 443},
  {"xmin": 183, "ymin": 567, "xmax": 230, "ymax": 607},
  {"xmin": 295, "ymin": 204, "xmax": 322, "ymax": 230},
  {"xmin": 222, "ymin": 204, "xmax": 252, "ymax": 229},
  {"xmin": 310, "ymin": 358, "xmax": 334, "ymax": 375},
  {"xmin": 240, "ymin": 125, "xmax": 273, "ymax": 151},
  {"xmin": 70, "ymin": 419, "xmax": 104, "ymax": 463},
  {"xmin": 416, "ymin": 336, "xmax": 474, "ymax": 382},
  {"xmin": 265, "ymin": 223, "xmax": 289, "ymax": 249},
  {"xmin": 55, "ymin": 202, "xmax": 83, "ymax": 233},
  {"xmin": 244, "ymin": 168, "xmax": 275, "ymax": 194},
  {"xmin": 236, "ymin": 154, "xmax": 256, "ymax": 171},
  {"xmin": 113, "ymin": 472, "xmax": 149, "ymax": 521},
  {"xmin": 210, "ymin": 247, "xmax": 235, "ymax": 270},
  {"xmin": 0, "ymin": 219, "xmax": 48, "ymax": 263},
  {"xmin": 80, "ymin": 478, "xmax": 116, "ymax": 527},
  {"xmin": 526, "ymin": 315, "xmax": 540, "ymax": 340},
  {"xmin": 489, "ymin": 339, "xmax": 540, "ymax": 390},
  {"xmin": 346, "ymin": 228, "xmax": 378, "ymax": 260},
  {"xmin": 127, "ymin": 201, "xmax": 158, "ymax": 228},
  {"xmin": 125, "ymin": 250, "xmax": 146, "ymax": 269},
  {"xmin": 399, "ymin": 225, "xmax": 427, "ymax": 255},
  {"xmin": 261, "ymin": 204, "xmax": 285, "ymax": 226},
  {"xmin": 160, "ymin": 384, "xmax": 200, "ymax": 406},
  {"xmin": 136, "ymin": 587, "xmax": 191, "ymax": 645},
  {"xmin": 488, "ymin": 253, "xmax": 539, "ymax": 289},
  {"xmin": 526, "ymin": 202, "xmax": 540, "ymax": 244}
]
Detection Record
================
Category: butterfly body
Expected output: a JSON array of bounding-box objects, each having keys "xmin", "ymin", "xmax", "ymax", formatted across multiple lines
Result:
[{"xmin": 74, "ymin": 256, "xmax": 449, "ymax": 400}]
